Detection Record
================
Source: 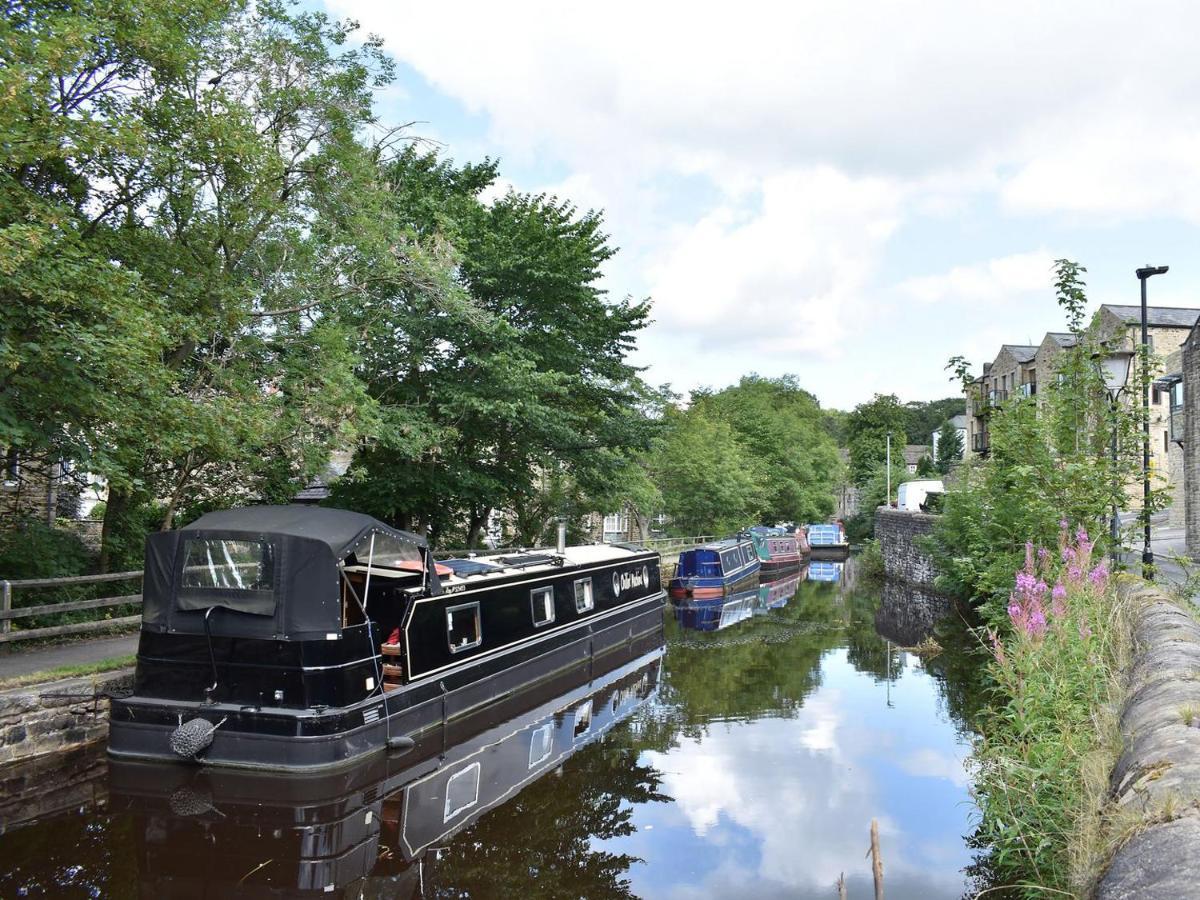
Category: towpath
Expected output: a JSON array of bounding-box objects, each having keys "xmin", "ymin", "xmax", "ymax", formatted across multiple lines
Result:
[{"xmin": 0, "ymin": 632, "xmax": 138, "ymax": 679}]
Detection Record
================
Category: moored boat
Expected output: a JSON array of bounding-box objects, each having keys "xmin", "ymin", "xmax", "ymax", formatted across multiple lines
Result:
[
  {"xmin": 756, "ymin": 570, "xmax": 803, "ymax": 612},
  {"xmin": 667, "ymin": 537, "xmax": 760, "ymax": 599},
  {"xmin": 748, "ymin": 526, "xmax": 803, "ymax": 574},
  {"xmin": 108, "ymin": 505, "xmax": 665, "ymax": 772},
  {"xmin": 806, "ymin": 522, "xmax": 849, "ymax": 558}
]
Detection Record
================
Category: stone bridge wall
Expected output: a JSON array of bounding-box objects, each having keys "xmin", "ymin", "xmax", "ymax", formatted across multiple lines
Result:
[
  {"xmin": 874, "ymin": 507, "xmax": 939, "ymax": 590},
  {"xmin": 1098, "ymin": 581, "xmax": 1200, "ymax": 898}
]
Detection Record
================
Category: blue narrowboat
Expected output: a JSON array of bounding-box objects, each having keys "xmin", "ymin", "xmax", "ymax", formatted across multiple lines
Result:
[
  {"xmin": 668, "ymin": 537, "xmax": 760, "ymax": 599},
  {"xmin": 807, "ymin": 560, "xmax": 844, "ymax": 583}
]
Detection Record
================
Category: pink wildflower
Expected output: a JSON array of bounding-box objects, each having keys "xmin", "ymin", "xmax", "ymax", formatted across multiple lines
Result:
[
  {"xmin": 1024, "ymin": 542, "xmax": 1035, "ymax": 574},
  {"xmin": 1051, "ymin": 581, "xmax": 1067, "ymax": 618},
  {"xmin": 1027, "ymin": 600, "xmax": 1047, "ymax": 637},
  {"xmin": 1078, "ymin": 622, "xmax": 1093, "ymax": 640},
  {"xmin": 1062, "ymin": 546, "xmax": 1076, "ymax": 564},
  {"xmin": 1089, "ymin": 562, "xmax": 1109, "ymax": 591}
]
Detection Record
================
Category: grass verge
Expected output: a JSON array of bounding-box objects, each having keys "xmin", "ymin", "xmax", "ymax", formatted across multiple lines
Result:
[{"xmin": 0, "ymin": 653, "xmax": 136, "ymax": 691}]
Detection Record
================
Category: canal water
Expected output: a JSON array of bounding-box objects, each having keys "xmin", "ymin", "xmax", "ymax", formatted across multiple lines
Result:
[{"xmin": 0, "ymin": 558, "xmax": 983, "ymax": 899}]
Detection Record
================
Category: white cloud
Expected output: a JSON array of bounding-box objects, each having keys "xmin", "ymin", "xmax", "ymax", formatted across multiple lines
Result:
[
  {"xmin": 328, "ymin": 0, "xmax": 1200, "ymax": 404},
  {"xmin": 899, "ymin": 251, "xmax": 1056, "ymax": 306},
  {"xmin": 647, "ymin": 168, "xmax": 903, "ymax": 354}
]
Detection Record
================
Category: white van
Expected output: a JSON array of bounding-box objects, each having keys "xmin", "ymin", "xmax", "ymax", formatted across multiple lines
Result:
[{"xmin": 896, "ymin": 480, "xmax": 944, "ymax": 512}]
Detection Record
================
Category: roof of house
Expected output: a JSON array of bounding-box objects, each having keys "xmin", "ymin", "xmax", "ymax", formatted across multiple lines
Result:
[
  {"xmin": 1001, "ymin": 344, "xmax": 1039, "ymax": 363},
  {"xmin": 903, "ymin": 444, "xmax": 930, "ymax": 465},
  {"xmin": 948, "ymin": 414, "xmax": 968, "ymax": 428},
  {"xmin": 1101, "ymin": 305, "xmax": 1200, "ymax": 328},
  {"xmin": 1044, "ymin": 332, "xmax": 1076, "ymax": 348}
]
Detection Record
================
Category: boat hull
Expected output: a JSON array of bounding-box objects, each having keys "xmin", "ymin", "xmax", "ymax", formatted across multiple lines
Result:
[
  {"xmin": 668, "ymin": 567, "xmax": 759, "ymax": 599},
  {"xmin": 109, "ymin": 590, "xmax": 666, "ymax": 772}
]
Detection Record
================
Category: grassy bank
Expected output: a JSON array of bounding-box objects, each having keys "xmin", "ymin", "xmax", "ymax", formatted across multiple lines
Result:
[{"xmin": 0, "ymin": 654, "xmax": 136, "ymax": 692}]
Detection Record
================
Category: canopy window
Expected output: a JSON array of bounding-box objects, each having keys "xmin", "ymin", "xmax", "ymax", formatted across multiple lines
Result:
[{"xmin": 182, "ymin": 539, "xmax": 276, "ymax": 591}]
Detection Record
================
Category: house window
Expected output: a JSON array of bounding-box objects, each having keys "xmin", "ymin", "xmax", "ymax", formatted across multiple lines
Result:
[
  {"xmin": 531, "ymin": 586, "xmax": 555, "ymax": 627},
  {"xmin": 603, "ymin": 513, "xmax": 626, "ymax": 534},
  {"xmin": 443, "ymin": 763, "xmax": 481, "ymax": 821},
  {"xmin": 446, "ymin": 602, "xmax": 482, "ymax": 653},
  {"xmin": 528, "ymin": 723, "xmax": 554, "ymax": 768},
  {"xmin": 574, "ymin": 578, "xmax": 593, "ymax": 613}
]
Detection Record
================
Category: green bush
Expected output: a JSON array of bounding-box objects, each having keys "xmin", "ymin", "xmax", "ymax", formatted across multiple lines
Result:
[
  {"xmin": 856, "ymin": 538, "xmax": 885, "ymax": 582},
  {"xmin": 0, "ymin": 517, "xmax": 92, "ymax": 581}
]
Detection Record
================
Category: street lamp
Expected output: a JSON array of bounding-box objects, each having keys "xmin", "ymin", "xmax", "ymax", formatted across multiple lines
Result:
[
  {"xmin": 1095, "ymin": 349, "xmax": 1133, "ymax": 563},
  {"xmin": 1136, "ymin": 264, "xmax": 1169, "ymax": 577}
]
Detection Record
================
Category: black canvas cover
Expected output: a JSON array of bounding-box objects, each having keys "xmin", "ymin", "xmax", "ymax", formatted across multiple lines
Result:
[{"xmin": 141, "ymin": 505, "xmax": 433, "ymax": 640}]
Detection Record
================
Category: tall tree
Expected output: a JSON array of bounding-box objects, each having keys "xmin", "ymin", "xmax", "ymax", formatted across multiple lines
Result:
[
  {"xmin": 935, "ymin": 421, "xmax": 964, "ymax": 474},
  {"xmin": 844, "ymin": 394, "xmax": 909, "ymax": 486},
  {"xmin": 2, "ymin": 0, "xmax": 401, "ymax": 566}
]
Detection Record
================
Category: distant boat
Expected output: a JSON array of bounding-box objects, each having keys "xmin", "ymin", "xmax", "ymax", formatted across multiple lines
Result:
[
  {"xmin": 668, "ymin": 537, "xmax": 760, "ymax": 599},
  {"xmin": 807, "ymin": 522, "xmax": 849, "ymax": 557},
  {"xmin": 747, "ymin": 526, "xmax": 803, "ymax": 574},
  {"xmin": 673, "ymin": 587, "xmax": 758, "ymax": 631}
]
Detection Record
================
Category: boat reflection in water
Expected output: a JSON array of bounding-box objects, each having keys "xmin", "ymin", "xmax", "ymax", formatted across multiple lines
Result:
[
  {"xmin": 673, "ymin": 569, "xmax": 806, "ymax": 632},
  {"xmin": 108, "ymin": 638, "xmax": 664, "ymax": 898},
  {"xmin": 806, "ymin": 560, "xmax": 844, "ymax": 583}
]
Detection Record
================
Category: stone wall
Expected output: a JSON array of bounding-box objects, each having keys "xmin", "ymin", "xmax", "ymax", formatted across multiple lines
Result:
[
  {"xmin": 875, "ymin": 507, "xmax": 939, "ymax": 590},
  {"xmin": 1184, "ymin": 325, "xmax": 1200, "ymax": 560},
  {"xmin": 0, "ymin": 742, "xmax": 107, "ymax": 830},
  {"xmin": 0, "ymin": 669, "xmax": 131, "ymax": 766},
  {"xmin": 1098, "ymin": 581, "xmax": 1200, "ymax": 897}
]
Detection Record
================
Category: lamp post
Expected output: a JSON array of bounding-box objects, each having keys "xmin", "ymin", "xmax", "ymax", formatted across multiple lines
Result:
[
  {"xmin": 1136, "ymin": 264, "xmax": 1169, "ymax": 577},
  {"xmin": 1096, "ymin": 350, "xmax": 1133, "ymax": 564}
]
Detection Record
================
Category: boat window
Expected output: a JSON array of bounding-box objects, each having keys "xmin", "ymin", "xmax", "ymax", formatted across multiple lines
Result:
[
  {"xmin": 528, "ymin": 723, "xmax": 554, "ymax": 768},
  {"xmin": 574, "ymin": 578, "xmax": 594, "ymax": 613},
  {"xmin": 347, "ymin": 532, "xmax": 424, "ymax": 573},
  {"xmin": 572, "ymin": 699, "xmax": 593, "ymax": 739},
  {"xmin": 181, "ymin": 539, "xmax": 275, "ymax": 591},
  {"xmin": 531, "ymin": 586, "xmax": 555, "ymax": 626},
  {"xmin": 443, "ymin": 762, "xmax": 481, "ymax": 821},
  {"xmin": 446, "ymin": 602, "xmax": 482, "ymax": 653}
]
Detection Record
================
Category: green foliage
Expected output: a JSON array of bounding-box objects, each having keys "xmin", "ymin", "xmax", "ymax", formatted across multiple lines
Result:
[
  {"xmin": 931, "ymin": 260, "xmax": 1153, "ymax": 618},
  {"xmin": 845, "ymin": 459, "xmax": 908, "ymax": 541},
  {"xmin": 857, "ymin": 538, "xmax": 885, "ymax": 582},
  {"xmin": 903, "ymin": 397, "xmax": 966, "ymax": 444},
  {"xmin": 0, "ymin": 519, "xmax": 91, "ymax": 581},
  {"xmin": 845, "ymin": 394, "xmax": 909, "ymax": 486},
  {"xmin": 935, "ymin": 421, "xmax": 964, "ymax": 474},
  {"xmin": 650, "ymin": 409, "xmax": 764, "ymax": 536},
  {"xmin": 691, "ymin": 375, "xmax": 840, "ymax": 526},
  {"xmin": 915, "ymin": 454, "xmax": 937, "ymax": 477}
]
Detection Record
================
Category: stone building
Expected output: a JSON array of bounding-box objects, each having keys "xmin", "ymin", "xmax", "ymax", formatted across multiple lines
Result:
[
  {"xmin": 0, "ymin": 450, "xmax": 70, "ymax": 530},
  {"xmin": 902, "ymin": 444, "xmax": 931, "ymax": 474},
  {"xmin": 1093, "ymin": 305, "xmax": 1198, "ymax": 501},
  {"xmin": 1181, "ymin": 328, "xmax": 1200, "ymax": 559},
  {"xmin": 964, "ymin": 345, "xmax": 1037, "ymax": 459}
]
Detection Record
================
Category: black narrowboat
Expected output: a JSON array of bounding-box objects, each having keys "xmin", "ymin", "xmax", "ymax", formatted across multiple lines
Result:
[
  {"xmin": 108, "ymin": 645, "xmax": 664, "ymax": 897},
  {"xmin": 108, "ymin": 505, "xmax": 665, "ymax": 771}
]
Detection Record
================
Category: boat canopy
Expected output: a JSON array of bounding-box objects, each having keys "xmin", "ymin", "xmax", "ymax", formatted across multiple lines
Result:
[{"xmin": 141, "ymin": 505, "xmax": 436, "ymax": 640}]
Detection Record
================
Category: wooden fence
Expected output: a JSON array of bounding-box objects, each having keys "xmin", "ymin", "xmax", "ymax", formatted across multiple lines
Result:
[{"xmin": 0, "ymin": 571, "xmax": 142, "ymax": 644}]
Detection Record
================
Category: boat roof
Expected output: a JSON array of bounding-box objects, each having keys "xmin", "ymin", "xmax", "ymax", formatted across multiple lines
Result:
[
  {"xmin": 688, "ymin": 538, "xmax": 750, "ymax": 552},
  {"xmin": 184, "ymin": 505, "xmax": 426, "ymax": 557}
]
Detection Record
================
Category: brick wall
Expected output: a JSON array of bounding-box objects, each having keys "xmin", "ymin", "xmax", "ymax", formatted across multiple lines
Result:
[{"xmin": 875, "ymin": 507, "xmax": 939, "ymax": 590}]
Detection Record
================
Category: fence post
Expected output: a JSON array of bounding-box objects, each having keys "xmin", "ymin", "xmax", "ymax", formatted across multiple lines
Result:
[{"xmin": 1, "ymin": 580, "xmax": 10, "ymax": 637}]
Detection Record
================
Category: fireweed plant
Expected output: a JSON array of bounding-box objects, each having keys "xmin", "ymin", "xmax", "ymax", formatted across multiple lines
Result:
[{"xmin": 972, "ymin": 523, "xmax": 1130, "ymax": 896}]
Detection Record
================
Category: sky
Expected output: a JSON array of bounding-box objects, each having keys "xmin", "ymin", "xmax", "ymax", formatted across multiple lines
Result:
[{"xmin": 320, "ymin": 0, "xmax": 1200, "ymax": 409}]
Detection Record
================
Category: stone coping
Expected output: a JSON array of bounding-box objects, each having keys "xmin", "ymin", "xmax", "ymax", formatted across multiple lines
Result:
[{"xmin": 1098, "ymin": 581, "xmax": 1200, "ymax": 898}]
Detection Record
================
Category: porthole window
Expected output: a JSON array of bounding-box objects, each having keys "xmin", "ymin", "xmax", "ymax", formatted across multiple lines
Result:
[
  {"xmin": 446, "ymin": 602, "xmax": 482, "ymax": 653},
  {"xmin": 574, "ymin": 578, "xmax": 594, "ymax": 614},
  {"xmin": 443, "ymin": 762, "xmax": 481, "ymax": 821},
  {"xmin": 531, "ymin": 586, "xmax": 555, "ymax": 627}
]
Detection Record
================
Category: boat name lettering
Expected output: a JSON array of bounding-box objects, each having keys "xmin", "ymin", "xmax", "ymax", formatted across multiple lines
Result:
[{"xmin": 612, "ymin": 566, "xmax": 650, "ymax": 595}]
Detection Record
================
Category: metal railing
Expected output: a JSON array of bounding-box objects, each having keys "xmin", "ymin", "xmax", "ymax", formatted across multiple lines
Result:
[
  {"xmin": 0, "ymin": 571, "xmax": 142, "ymax": 644},
  {"xmin": 971, "ymin": 432, "xmax": 990, "ymax": 454}
]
